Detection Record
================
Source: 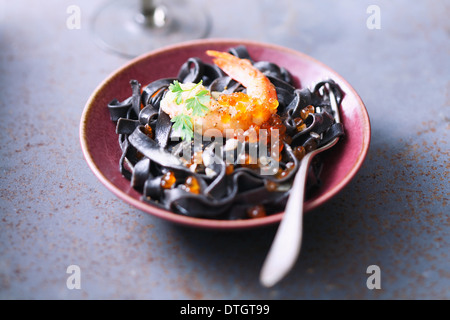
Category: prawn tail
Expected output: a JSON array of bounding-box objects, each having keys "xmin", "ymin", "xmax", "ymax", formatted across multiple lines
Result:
[
  {"xmin": 206, "ymin": 50, "xmax": 258, "ymax": 88},
  {"xmin": 206, "ymin": 50, "xmax": 247, "ymax": 65}
]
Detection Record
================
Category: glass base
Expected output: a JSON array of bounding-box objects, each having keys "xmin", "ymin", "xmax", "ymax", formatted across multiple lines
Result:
[{"xmin": 91, "ymin": 0, "xmax": 210, "ymax": 58}]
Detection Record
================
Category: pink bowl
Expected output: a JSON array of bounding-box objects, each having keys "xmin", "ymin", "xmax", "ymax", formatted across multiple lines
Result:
[{"xmin": 80, "ymin": 39, "xmax": 371, "ymax": 230}]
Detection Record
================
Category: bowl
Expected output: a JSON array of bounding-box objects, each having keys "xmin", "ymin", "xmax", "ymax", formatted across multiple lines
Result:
[{"xmin": 80, "ymin": 39, "xmax": 371, "ymax": 230}]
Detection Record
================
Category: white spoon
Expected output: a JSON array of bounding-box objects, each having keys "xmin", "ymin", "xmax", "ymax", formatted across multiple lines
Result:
[{"xmin": 260, "ymin": 87, "xmax": 341, "ymax": 287}]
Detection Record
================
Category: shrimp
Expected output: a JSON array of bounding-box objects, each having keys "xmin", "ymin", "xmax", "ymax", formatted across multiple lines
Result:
[{"xmin": 160, "ymin": 50, "xmax": 279, "ymax": 137}]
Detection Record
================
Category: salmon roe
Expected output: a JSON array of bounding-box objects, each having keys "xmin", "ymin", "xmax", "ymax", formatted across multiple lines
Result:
[
  {"xmin": 265, "ymin": 180, "xmax": 278, "ymax": 192},
  {"xmin": 160, "ymin": 171, "xmax": 176, "ymax": 189},
  {"xmin": 143, "ymin": 124, "xmax": 154, "ymax": 139},
  {"xmin": 294, "ymin": 117, "xmax": 306, "ymax": 132},
  {"xmin": 300, "ymin": 105, "xmax": 315, "ymax": 120},
  {"xmin": 225, "ymin": 164, "xmax": 234, "ymax": 175},
  {"xmin": 246, "ymin": 205, "xmax": 267, "ymax": 219},
  {"xmin": 217, "ymin": 92, "xmax": 278, "ymax": 129},
  {"xmin": 294, "ymin": 146, "xmax": 306, "ymax": 161},
  {"xmin": 181, "ymin": 176, "xmax": 201, "ymax": 194}
]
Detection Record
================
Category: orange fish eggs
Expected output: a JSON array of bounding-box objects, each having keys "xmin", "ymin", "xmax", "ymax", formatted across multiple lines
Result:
[
  {"xmin": 260, "ymin": 113, "xmax": 288, "ymax": 145},
  {"xmin": 285, "ymin": 161, "xmax": 295, "ymax": 171},
  {"xmin": 275, "ymin": 168, "xmax": 289, "ymax": 179},
  {"xmin": 217, "ymin": 92, "xmax": 277, "ymax": 129},
  {"xmin": 143, "ymin": 124, "xmax": 154, "ymax": 138},
  {"xmin": 218, "ymin": 92, "xmax": 250, "ymax": 106},
  {"xmin": 265, "ymin": 180, "xmax": 279, "ymax": 192},
  {"xmin": 305, "ymin": 139, "xmax": 318, "ymax": 153},
  {"xmin": 294, "ymin": 117, "xmax": 306, "ymax": 132},
  {"xmin": 293, "ymin": 145, "xmax": 306, "ymax": 161},
  {"xmin": 160, "ymin": 171, "xmax": 176, "ymax": 189},
  {"xmin": 300, "ymin": 105, "xmax": 315, "ymax": 120},
  {"xmin": 225, "ymin": 164, "xmax": 234, "ymax": 175},
  {"xmin": 274, "ymin": 161, "xmax": 296, "ymax": 179},
  {"xmin": 246, "ymin": 205, "xmax": 267, "ymax": 219},
  {"xmin": 181, "ymin": 176, "xmax": 201, "ymax": 194}
]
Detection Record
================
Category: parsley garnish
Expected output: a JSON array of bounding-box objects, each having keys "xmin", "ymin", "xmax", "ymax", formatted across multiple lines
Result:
[
  {"xmin": 169, "ymin": 80, "xmax": 207, "ymax": 106},
  {"xmin": 171, "ymin": 113, "xmax": 194, "ymax": 141},
  {"xmin": 186, "ymin": 90, "xmax": 210, "ymax": 117},
  {"xmin": 168, "ymin": 80, "xmax": 211, "ymax": 140},
  {"xmin": 168, "ymin": 80, "xmax": 186, "ymax": 105}
]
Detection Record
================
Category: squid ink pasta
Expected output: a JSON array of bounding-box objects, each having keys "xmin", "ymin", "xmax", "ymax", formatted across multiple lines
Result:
[{"xmin": 108, "ymin": 46, "xmax": 344, "ymax": 220}]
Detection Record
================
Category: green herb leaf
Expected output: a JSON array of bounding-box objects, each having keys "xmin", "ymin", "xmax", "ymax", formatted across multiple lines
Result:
[
  {"xmin": 171, "ymin": 113, "xmax": 194, "ymax": 141},
  {"xmin": 186, "ymin": 97, "xmax": 209, "ymax": 117},
  {"xmin": 169, "ymin": 80, "xmax": 209, "ymax": 110},
  {"xmin": 169, "ymin": 80, "xmax": 184, "ymax": 105},
  {"xmin": 169, "ymin": 80, "xmax": 183, "ymax": 93},
  {"xmin": 196, "ymin": 90, "xmax": 211, "ymax": 105},
  {"xmin": 168, "ymin": 81, "xmax": 210, "ymax": 139}
]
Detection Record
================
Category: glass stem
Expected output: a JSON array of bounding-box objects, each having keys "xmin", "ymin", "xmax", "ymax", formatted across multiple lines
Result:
[{"xmin": 136, "ymin": 0, "xmax": 167, "ymax": 28}]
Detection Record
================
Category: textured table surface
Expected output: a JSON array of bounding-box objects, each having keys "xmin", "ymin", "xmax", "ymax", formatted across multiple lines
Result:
[{"xmin": 0, "ymin": 0, "xmax": 448, "ymax": 299}]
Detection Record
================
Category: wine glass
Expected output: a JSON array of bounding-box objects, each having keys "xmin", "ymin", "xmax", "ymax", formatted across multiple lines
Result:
[{"xmin": 91, "ymin": 0, "xmax": 211, "ymax": 58}]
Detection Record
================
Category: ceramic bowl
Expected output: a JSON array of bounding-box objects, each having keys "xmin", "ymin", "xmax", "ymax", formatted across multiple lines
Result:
[{"xmin": 80, "ymin": 39, "xmax": 371, "ymax": 230}]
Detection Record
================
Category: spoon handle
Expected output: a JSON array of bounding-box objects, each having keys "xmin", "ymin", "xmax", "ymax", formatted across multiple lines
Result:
[
  {"xmin": 259, "ymin": 151, "xmax": 313, "ymax": 288},
  {"xmin": 259, "ymin": 87, "xmax": 342, "ymax": 287}
]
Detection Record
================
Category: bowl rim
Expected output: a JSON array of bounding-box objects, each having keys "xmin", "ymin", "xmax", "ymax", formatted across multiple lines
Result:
[{"xmin": 80, "ymin": 38, "xmax": 371, "ymax": 230}]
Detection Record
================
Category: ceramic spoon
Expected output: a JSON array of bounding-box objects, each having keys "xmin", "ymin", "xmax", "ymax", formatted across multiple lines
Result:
[{"xmin": 260, "ymin": 87, "xmax": 341, "ymax": 287}]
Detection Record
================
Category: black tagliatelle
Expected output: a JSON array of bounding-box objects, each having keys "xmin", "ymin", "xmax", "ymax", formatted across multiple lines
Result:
[{"xmin": 107, "ymin": 46, "xmax": 344, "ymax": 220}]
